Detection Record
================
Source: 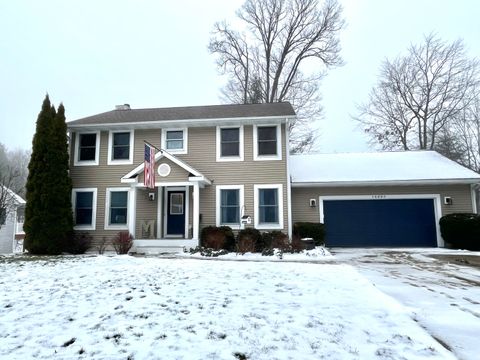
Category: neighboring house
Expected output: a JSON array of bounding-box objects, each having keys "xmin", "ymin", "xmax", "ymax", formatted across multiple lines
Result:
[
  {"xmin": 0, "ymin": 188, "xmax": 25, "ymax": 254},
  {"xmin": 67, "ymin": 103, "xmax": 480, "ymax": 252}
]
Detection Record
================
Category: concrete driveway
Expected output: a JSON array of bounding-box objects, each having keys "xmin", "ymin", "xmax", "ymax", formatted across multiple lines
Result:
[{"xmin": 330, "ymin": 248, "xmax": 480, "ymax": 360}]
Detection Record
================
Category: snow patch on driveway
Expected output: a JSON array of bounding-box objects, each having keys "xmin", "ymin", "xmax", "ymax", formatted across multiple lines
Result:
[{"xmin": 332, "ymin": 248, "xmax": 480, "ymax": 360}]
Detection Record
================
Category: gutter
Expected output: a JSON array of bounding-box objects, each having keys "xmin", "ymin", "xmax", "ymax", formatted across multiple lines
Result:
[
  {"xmin": 67, "ymin": 115, "xmax": 296, "ymax": 130},
  {"xmin": 291, "ymin": 179, "xmax": 480, "ymax": 187}
]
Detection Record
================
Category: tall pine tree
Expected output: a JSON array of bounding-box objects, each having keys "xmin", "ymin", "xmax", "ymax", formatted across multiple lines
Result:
[{"xmin": 24, "ymin": 95, "xmax": 73, "ymax": 254}]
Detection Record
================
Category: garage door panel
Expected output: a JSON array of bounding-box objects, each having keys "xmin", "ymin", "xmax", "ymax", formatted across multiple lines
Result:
[{"xmin": 323, "ymin": 199, "xmax": 437, "ymax": 247}]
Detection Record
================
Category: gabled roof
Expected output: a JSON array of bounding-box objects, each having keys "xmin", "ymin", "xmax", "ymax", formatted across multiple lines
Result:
[
  {"xmin": 1, "ymin": 186, "xmax": 26, "ymax": 205},
  {"xmin": 121, "ymin": 149, "xmax": 211, "ymax": 185},
  {"xmin": 290, "ymin": 151, "xmax": 480, "ymax": 186},
  {"xmin": 68, "ymin": 102, "xmax": 295, "ymax": 128}
]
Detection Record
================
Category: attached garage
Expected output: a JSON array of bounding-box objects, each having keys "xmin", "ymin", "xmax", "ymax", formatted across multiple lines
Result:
[
  {"xmin": 289, "ymin": 151, "xmax": 480, "ymax": 248},
  {"xmin": 321, "ymin": 196, "xmax": 438, "ymax": 247}
]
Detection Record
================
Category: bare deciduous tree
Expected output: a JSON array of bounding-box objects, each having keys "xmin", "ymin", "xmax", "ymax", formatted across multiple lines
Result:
[
  {"xmin": 0, "ymin": 165, "xmax": 21, "ymax": 230},
  {"xmin": 436, "ymin": 97, "xmax": 480, "ymax": 172},
  {"xmin": 209, "ymin": 0, "xmax": 344, "ymax": 153},
  {"xmin": 357, "ymin": 34, "xmax": 479, "ymax": 151}
]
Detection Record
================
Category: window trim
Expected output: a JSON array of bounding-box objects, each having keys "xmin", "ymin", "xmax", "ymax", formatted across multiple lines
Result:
[
  {"xmin": 254, "ymin": 184, "xmax": 284, "ymax": 230},
  {"xmin": 216, "ymin": 125, "xmax": 244, "ymax": 162},
  {"xmin": 161, "ymin": 128, "xmax": 188, "ymax": 154},
  {"xmin": 107, "ymin": 130, "xmax": 134, "ymax": 165},
  {"xmin": 72, "ymin": 188, "xmax": 97, "ymax": 230},
  {"xmin": 104, "ymin": 187, "xmax": 130, "ymax": 230},
  {"xmin": 74, "ymin": 131, "xmax": 100, "ymax": 166},
  {"xmin": 253, "ymin": 124, "xmax": 282, "ymax": 161},
  {"xmin": 216, "ymin": 185, "xmax": 244, "ymax": 229}
]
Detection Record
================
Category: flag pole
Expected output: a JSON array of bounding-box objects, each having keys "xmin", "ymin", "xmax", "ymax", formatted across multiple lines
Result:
[{"xmin": 143, "ymin": 140, "xmax": 162, "ymax": 153}]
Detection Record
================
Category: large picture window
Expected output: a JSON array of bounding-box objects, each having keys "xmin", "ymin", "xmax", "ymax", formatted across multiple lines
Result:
[
  {"xmin": 216, "ymin": 185, "xmax": 244, "ymax": 229},
  {"xmin": 72, "ymin": 188, "xmax": 97, "ymax": 230}
]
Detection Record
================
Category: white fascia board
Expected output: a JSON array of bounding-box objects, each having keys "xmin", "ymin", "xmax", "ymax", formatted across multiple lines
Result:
[
  {"xmin": 67, "ymin": 115, "xmax": 295, "ymax": 131},
  {"xmin": 291, "ymin": 179, "xmax": 480, "ymax": 187},
  {"xmin": 188, "ymin": 176, "xmax": 211, "ymax": 186}
]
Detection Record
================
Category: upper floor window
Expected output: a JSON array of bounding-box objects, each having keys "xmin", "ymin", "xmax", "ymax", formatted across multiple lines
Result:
[
  {"xmin": 216, "ymin": 185, "xmax": 244, "ymax": 229},
  {"xmin": 72, "ymin": 188, "xmax": 97, "ymax": 230},
  {"xmin": 216, "ymin": 126, "xmax": 244, "ymax": 161},
  {"xmin": 162, "ymin": 128, "xmax": 188, "ymax": 154},
  {"xmin": 107, "ymin": 130, "xmax": 134, "ymax": 165},
  {"xmin": 253, "ymin": 124, "xmax": 282, "ymax": 161},
  {"xmin": 105, "ymin": 188, "xmax": 129, "ymax": 230},
  {"xmin": 74, "ymin": 131, "xmax": 100, "ymax": 166},
  {"xmin": 254, "ymin": 184, "xmax": 283, "ymax": 230}
]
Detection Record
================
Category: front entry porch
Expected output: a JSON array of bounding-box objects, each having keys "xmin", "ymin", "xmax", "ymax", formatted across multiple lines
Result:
[
  {"xmin": 131, "ymin": 183, "xmax": 203, "ymax": 254},
  {"xmin": 121, "ymin": 149, "xmax": 211, "ymax": 254}
]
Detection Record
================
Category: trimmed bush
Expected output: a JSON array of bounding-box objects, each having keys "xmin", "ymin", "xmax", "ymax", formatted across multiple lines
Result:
[
  {"xmin": 200, "ymin": 226, "xmax": 235, "ymax": 251},
  {"xmin": 66, "ymin": 232, "xmax": 92, "ymax": 254},
  {"xmin": 236, "ymin": 228, "xmax": 261, "ymax": 253},
  {"xmin": 112, "ymin": 231, "xmax": 133, "ymax": 254},
  {"xmin": 439, "ymin": 213, "xmax": 480, "ymax": 250},
  {"xmin": 293, "ymin": 222, "xmax": 325, "ymax": 246},
  {"xmin": 258, "ymin": 231, "xmax": 290, "ymax": 252}
]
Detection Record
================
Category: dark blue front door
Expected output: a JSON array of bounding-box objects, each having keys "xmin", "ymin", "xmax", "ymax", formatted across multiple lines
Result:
[
  {"xmin": 324, "ymin": 198, "xmax": 437, "ymax": 247},
  {"xmin": 167, "ymin": 191, "xmax": 185, "ymax": 236}
]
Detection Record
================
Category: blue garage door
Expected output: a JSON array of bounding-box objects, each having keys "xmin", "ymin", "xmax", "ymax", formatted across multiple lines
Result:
[{"xmin": 323, "ymin": 198, "xmax": 437, "ymax": 247}]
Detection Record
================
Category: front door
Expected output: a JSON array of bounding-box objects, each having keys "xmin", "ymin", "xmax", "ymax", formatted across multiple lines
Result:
[{"xmin": 167, "ymin": 191, "xmax": 185, "ymax": 236}]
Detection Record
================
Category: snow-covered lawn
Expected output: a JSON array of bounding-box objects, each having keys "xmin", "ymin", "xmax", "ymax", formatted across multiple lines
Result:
[
  {"xmin": 332, "ymin": 248, "xmax": 480, "ymax": 360},
  {"xmin": 0, "ymin": 255, "xmax": 455, "ymax": 360}
]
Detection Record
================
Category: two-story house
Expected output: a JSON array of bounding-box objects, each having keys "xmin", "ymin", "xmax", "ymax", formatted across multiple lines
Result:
[
  {"xmin": 67, "ymin": 102, "xmax": 480, "ymax": 252},
  {"xmin": 67, "ymin": 103, "xmax": 294, "ymax": 252}
]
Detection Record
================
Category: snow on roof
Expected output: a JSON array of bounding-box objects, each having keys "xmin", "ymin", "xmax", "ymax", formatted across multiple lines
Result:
[
  {"xmin": 1, "ymin": 186, "xmax": 25, "ymax": 205},
  {"xmin": 290, "ymin": 151, "xmax": 480, "ymax": 185}
]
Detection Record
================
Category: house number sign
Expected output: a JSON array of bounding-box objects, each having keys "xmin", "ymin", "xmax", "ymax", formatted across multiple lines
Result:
[{"xmin": 371, "ymin": 195, "xmax": 386, "ymax": 199}]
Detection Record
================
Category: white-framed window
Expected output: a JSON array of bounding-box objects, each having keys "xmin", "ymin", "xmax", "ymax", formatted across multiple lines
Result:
[
  {"xmin": 74, "ymin": 131, "xmax": 100, "ymax": 166},
  {"xmin": 254, "ymin": 184, "xmax": 284, "ymax": 229},
  {"xmin": 216, "ymin": 125, "xmax": 244, "ymax": 162},
  {"xmin": 105, "ymin": 187, "xmax": 130, "ymax": 230},
  {"xmin": 72, "ymin": 188, "xmax": 97, "ymax": 230},
  {"xmin": 253, "ymin": 124, "xmax": 282, "ymax": 161},
  {"xmin": 107, "ymin": 130, "xmax": 134, "ymax": 165},
  {"xmin": 216, "ymin": 185, "xmax": 244, "ymax": 229},
  {"xmin": 161, "ymin": 128, "xmax": 188, "ymax": 154}
]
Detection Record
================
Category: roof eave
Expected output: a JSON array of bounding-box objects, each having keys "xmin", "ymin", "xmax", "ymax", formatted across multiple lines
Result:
[
  {"xmin": 67, "ymin": 115, "xmax": 296, "ymax": 130},
  {"xmin": 291, "ymin": 178, "xmax": 480, "ymax": 187}
]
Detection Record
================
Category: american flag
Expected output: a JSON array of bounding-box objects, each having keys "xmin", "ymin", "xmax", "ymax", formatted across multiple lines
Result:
[{"xmin": 144, "ymin": 143, "xmax": 155, "ymax": 189}]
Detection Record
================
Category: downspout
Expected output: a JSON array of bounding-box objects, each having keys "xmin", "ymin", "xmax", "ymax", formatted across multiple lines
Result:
[{"xmin": 286, "ymin": 118, "xmax": 293, "ymax": 239}]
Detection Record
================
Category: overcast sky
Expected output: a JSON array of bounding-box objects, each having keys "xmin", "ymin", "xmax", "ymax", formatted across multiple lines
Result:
[{"xmin": 1, "ymin": 0, "xmax": 478, "ymax": 153}]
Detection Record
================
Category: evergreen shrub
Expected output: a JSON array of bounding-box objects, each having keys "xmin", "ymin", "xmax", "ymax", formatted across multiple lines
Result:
[{"xmin": 439, "ymin": 213, "xmax": 480, "ymax": 250}]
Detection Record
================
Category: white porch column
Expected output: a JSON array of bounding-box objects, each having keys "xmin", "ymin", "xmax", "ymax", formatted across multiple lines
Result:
[
  {"xmin": 128, "ymin": 186, "xmax": 137, "ymax": 237},
  {"xmin": 157, "ymin": 186, "xmax": 163, "ymax": 238},
  {"xmin": 193, "ymin": 182, "xmax": 200, "ymax": 242}
]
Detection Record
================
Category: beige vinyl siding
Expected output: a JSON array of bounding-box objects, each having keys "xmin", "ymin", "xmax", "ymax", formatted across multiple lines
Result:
[
  {"xmin": 291, "ymin": 184, "xmax": 474, "ymax": 224},
  {"xmin": 137, "ymin": 157, "xmax": 190, "ymax": 184},
  {"xmin": 135, "ymin": 188, "xmax": 157, "ymax": 239},
  {"xmin": 177, "ymin": 125, "xmax": 288, "ymax": 233},
  {"xmin": 70, "ymin": 124, "xmax": 289, "ymax": 245}
]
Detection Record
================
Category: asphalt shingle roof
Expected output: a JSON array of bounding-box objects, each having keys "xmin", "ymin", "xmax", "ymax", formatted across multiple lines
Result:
[{"xmin": 68, "ymin": 102, "xmax": 295, "ymax": 126}]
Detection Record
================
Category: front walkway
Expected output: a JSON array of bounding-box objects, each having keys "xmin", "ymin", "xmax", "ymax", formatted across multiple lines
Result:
[{"xmin": 331, "ymin": 248, "xmax": 480, "ymax": 360}]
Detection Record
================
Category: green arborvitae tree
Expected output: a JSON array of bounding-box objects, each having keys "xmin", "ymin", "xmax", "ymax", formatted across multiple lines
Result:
[{"xmin": 24, "ymin": 95, "xmax": 73, "ymax": 254}]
